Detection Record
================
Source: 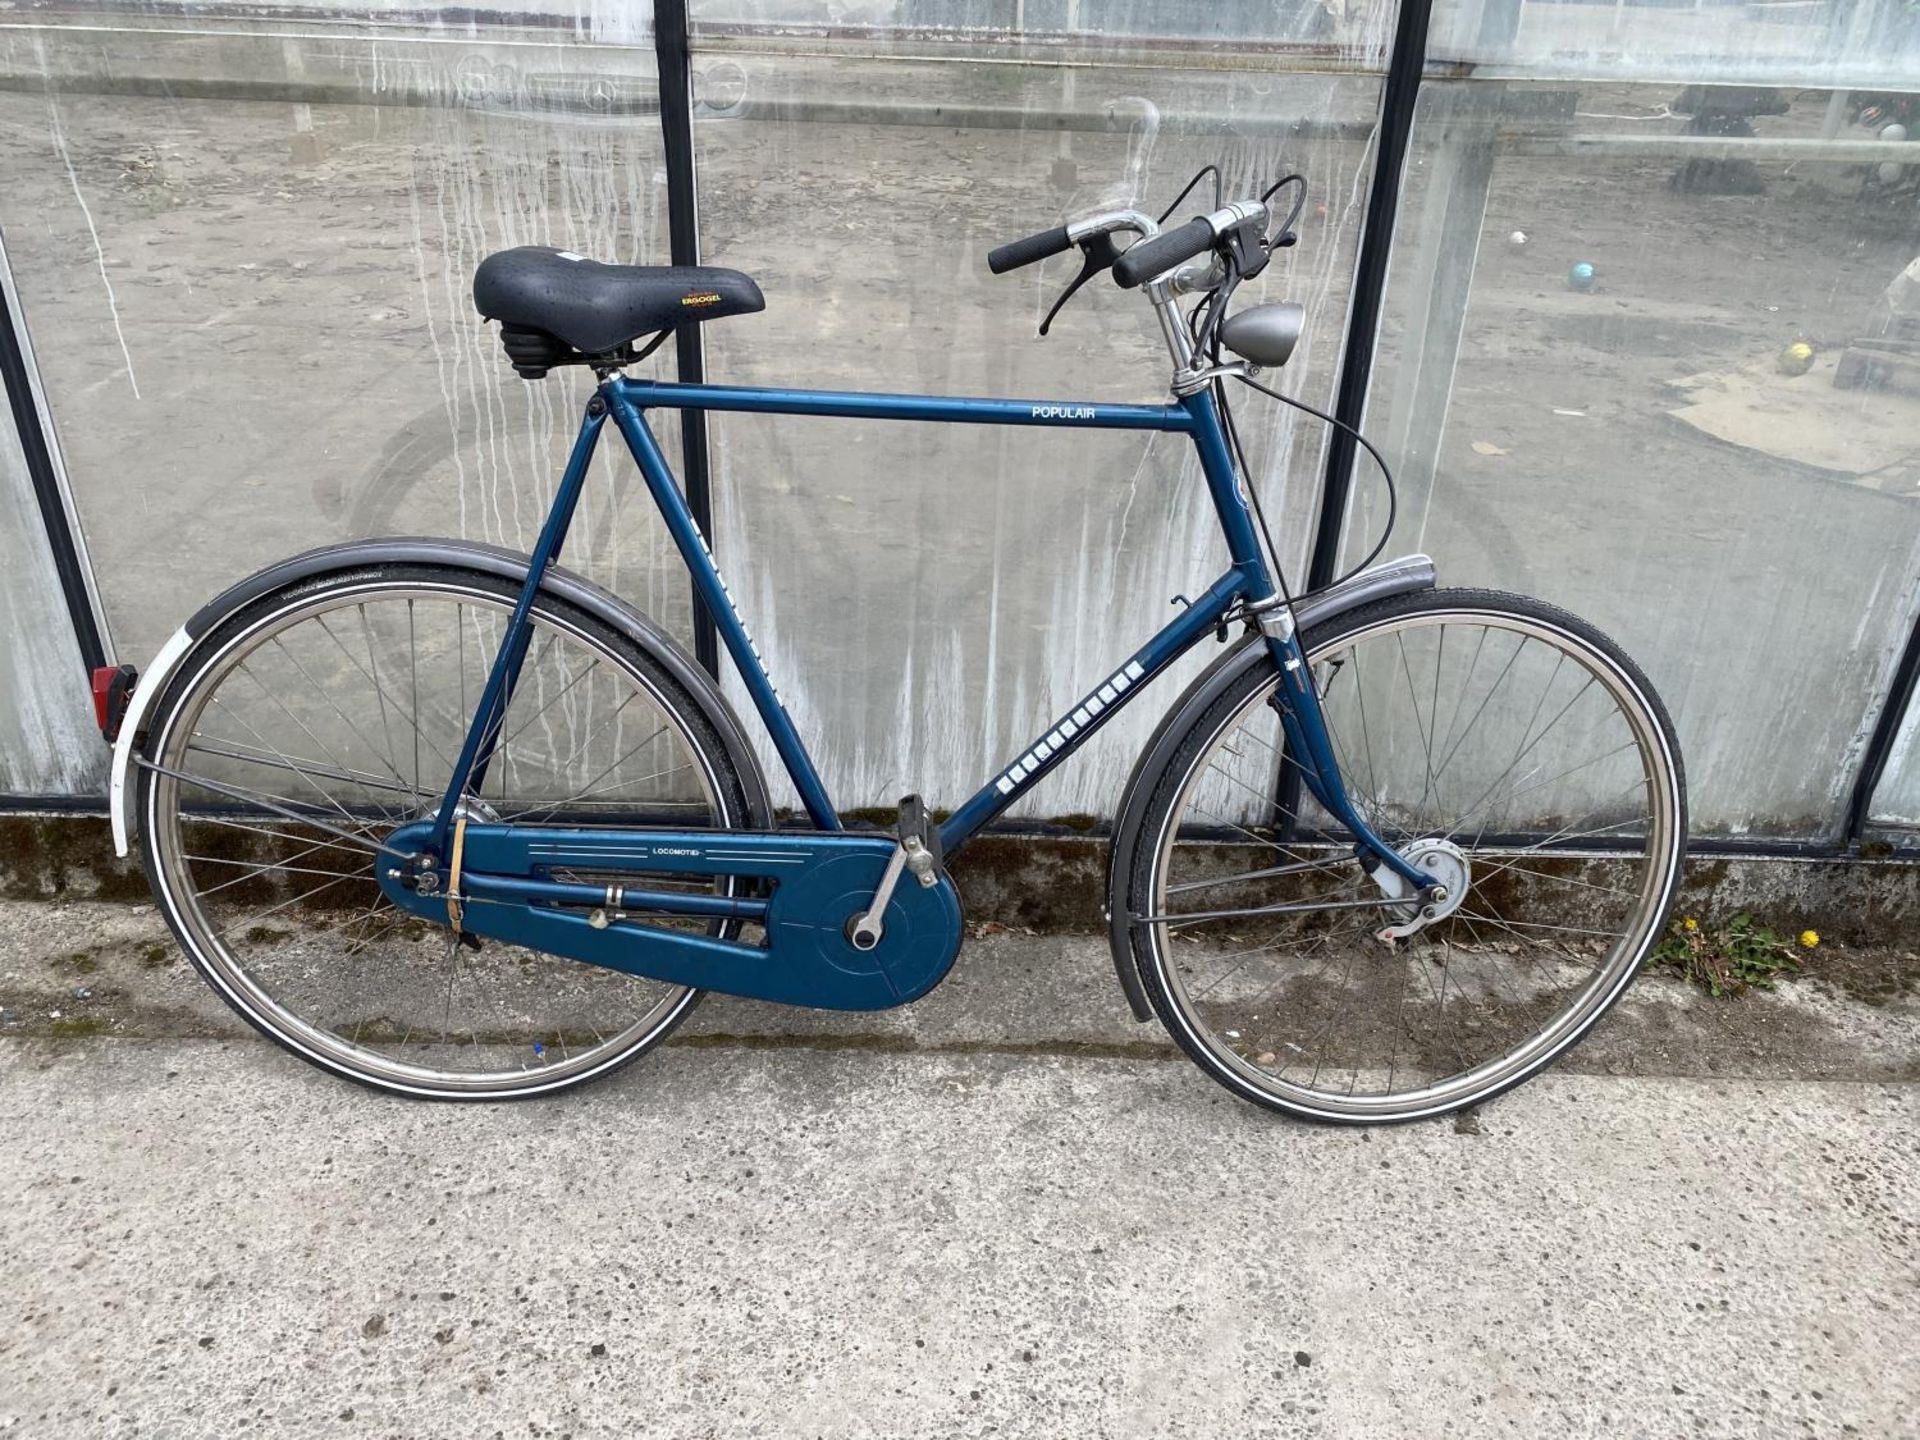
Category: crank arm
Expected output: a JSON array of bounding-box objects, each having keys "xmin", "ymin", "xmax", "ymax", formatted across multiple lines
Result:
[
  {"xmin": 849, "ymin": 844, "xmax": 908, "ymax": 951},
  {"xmin": 850, "ymin": 794, "xmax": 943, "ymax": 950}
]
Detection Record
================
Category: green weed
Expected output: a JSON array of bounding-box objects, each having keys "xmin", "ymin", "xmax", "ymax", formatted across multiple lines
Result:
[{"xmin": 1651, "ymin": 912, "xmax": 1814, "ymax": 997}]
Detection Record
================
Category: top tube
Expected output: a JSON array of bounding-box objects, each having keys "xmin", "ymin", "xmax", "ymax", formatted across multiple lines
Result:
[{"xmin": 610, "ymin": 377, "xmax": 1194, "ymax": 433}]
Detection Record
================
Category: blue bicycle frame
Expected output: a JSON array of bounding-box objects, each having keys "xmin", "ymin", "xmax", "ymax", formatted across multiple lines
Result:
[{"xmin": 422, "ymin": 372, "xmax": 1432, "ymax": 896}]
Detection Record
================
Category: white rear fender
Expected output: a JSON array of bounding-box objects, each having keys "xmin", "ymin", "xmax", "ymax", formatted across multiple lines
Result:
[{"xmin": 109, "ymin": 627, "xmax": 195, "ymax": 858}]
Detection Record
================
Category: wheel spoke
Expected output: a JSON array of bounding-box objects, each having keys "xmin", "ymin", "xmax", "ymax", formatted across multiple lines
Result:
[
  {"xmin": 186, "ymin": 737, "xmax": 426, "ymax": 800},
  {"xmin": 181, "ymin": 813, "xmax": 388, "ymax": 859},
  {"xmin": 1142, "ymin": 603, "xmax": 1680, "ymax": 1120},
  {"xmin": 265, "ymin": 637, "xmax": 420, "ymax": 814},
  {"xmin": 142, "ymin": 583, "xmax": 732, "ymax": 1097},
  {"xmin": 142, "ymin": 758, "xmax": 404, "ymax": 858},
  {"xmin": 206, "ymin": 689, "xmax": 382, "ymax": 831}
]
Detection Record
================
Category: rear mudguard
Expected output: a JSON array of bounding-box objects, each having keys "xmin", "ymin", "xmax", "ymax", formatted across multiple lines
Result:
[
  {"xmin": 1103, "ymin": 554, "xmax": 1437, "ymax": 1021},
  {"xmin": 108, "ymin": 537, "xmax": 774, "ymax": 855}
]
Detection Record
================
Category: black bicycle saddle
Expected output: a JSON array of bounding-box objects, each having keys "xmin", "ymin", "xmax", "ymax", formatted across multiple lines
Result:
[{"xmin": 474, "ymin": 247, "xmax": 764, "ymax": 359}]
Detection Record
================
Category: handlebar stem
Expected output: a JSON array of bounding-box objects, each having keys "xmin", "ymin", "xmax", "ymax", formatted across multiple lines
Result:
[
  {"xmin": 1145, "ymin": 276, "xmax": 1197, "ymax": 374},
  {"xmin": 1059, "ymin": 206, "xmax": 1193, "ymax": 375},
  {"xmin": 1142, "ymin": 200, "xmax": 1268, "ymax": 385}
]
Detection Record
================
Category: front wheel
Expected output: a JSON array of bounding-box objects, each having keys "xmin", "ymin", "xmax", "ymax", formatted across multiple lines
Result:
[{"xmin": 1124, "ymin": 588, "xmax": 1686, "ymax": 1124}]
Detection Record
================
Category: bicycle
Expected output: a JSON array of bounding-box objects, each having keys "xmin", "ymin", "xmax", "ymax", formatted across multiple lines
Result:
[{"xmin": 96, "ymin": 169, "xmax": 1686, "ymax": 1123}]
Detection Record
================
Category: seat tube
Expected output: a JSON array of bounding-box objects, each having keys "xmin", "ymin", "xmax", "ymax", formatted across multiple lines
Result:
[{"xmin": 604, "ymin": 379, "xmax": 842, "ymax": 829}]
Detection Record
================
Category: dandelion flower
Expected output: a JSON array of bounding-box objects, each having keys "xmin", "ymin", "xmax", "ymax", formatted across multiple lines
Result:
[
  {"xmin": 1682, "ymin": 917, "xmax": 1698, "ymax": 932},
  {"xmin": 1799, "ymin": 930, "xmax": 1819, "ymax": 949}
]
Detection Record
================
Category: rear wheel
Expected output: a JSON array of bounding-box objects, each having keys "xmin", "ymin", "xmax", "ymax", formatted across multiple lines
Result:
[
  {"xmin": 1125, "ymin": 588, "xmax": 1686, "ymax": 1124},
  {"xmin": 138, "ymin": 563, "xmax": 757, "ymax": 1099}
]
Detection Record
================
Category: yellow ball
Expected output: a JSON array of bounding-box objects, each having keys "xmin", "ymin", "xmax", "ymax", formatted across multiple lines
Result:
[{"xmin": 1777, "ymin": 342, "xmax": 1815, "ymax": 376}]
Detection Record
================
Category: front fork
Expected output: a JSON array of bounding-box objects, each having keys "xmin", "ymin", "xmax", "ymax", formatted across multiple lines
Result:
[{"xmin": 1259, "ymin": 615, "xmax": 1436, "ymax": 900}]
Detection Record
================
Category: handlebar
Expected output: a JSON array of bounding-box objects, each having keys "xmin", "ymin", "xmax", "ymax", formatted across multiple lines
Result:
[
  {"xmin": 984, "ymin": 196, "xmax": 1272, "ymax": 350},
  {"xmin": 986, "ymin": 207, "xmax": 1160, "ymax": 276},
  {"xmin": 1112, "ymin": 201, "xmax": 1269, "ymax": 289},
  {"xmin": 987, "ymin": 226, "xmax": 1074, "ymax": 275},
  {"xmin": 986, "ymin": 180, "xmax": 1291, "ymax": 370},
  {"xmin": 1111, "ymin": 217, "xmax": 1214, "ymax": 289}
]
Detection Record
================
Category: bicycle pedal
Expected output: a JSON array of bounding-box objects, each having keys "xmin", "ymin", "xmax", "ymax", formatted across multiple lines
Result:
[{"xmin": 896, "ymin": 793, "xmax": 944, "ymax": 888}]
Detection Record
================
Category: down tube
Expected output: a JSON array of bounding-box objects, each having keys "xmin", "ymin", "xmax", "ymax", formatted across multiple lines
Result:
[
  {"xmin": 938, "ymin": 567, "xmax": 1250, "ymax": 852},
  {"xmin": 604, "ymin": 387, "xmax": 842, "ymax": 829}
]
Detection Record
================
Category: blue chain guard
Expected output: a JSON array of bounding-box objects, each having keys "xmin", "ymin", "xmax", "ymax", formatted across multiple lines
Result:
[{"xmin": 378, "ymin": 823, "xmax": 964, "ymax": 1011}]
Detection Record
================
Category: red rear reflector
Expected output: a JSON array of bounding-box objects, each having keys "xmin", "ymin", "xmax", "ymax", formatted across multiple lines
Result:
[
  {"xmin": 91, "ymin": 665, "xmax": 138, "ymax": 743},
  {"xmin": 90, "ymin": 667, "xmax": 114, "ymax": 731}
]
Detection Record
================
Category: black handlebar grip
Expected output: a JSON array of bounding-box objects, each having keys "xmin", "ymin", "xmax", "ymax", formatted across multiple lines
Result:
[
  {"xmin": 987, "ymin": 226, "xmax": 1072, "ymax": 275},
  {"xmin": 1112, "ymin": 216, "xmax": 1216, "ymax": 289}
]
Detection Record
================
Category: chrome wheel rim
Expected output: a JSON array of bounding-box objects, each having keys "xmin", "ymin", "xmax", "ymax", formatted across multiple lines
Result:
[
  {"xmin": 1145, "ymin": 606, "xmax": 1682, "ymax": 1121},
  {"xmin": 145, "ymin": 580, "xmax": 730, "ymax": 1095}
]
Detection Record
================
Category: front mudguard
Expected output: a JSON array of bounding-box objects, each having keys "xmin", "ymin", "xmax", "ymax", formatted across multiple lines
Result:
[
  {"xmin": 108, "ymin": 536, "xmax": 774, "ymax": 856},
  {"xmin": 1103, "ymin": 554, "xmax": 1437, "ymax": 1021}
]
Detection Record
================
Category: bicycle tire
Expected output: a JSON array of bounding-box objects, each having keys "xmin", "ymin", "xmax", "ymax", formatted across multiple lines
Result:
[
  {"xmin": 1122, "ymin": 587, "xmax": 1687, "ymax": 1124},
  {"xmin": 137, "ymin": 562, "xmax": 759, "ymax": 1100}
]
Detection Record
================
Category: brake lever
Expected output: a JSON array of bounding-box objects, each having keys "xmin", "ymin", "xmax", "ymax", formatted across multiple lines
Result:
[
  {"xmin": 1223, "ymin": 217, "xmax": 1270, "ymax": 282},
  {"xmin": 1038, "ymin": 232, "xmax": 1125, "ymax": 337}
]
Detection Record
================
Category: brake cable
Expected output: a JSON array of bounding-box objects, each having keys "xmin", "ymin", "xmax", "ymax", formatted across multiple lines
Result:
[
  {"xmin": 1204, "ymin": 198, "xmax": 1401, "ymax": 592},
  {"xmin": 1158, "ymin": 163, "xmax": 1224, "ymax": 224},
  {"xmin": 1231, "ymin": 368, "xmax": 1400, "ymax": 586}
]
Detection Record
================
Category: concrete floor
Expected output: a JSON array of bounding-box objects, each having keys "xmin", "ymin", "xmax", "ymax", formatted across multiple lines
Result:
[{"xmin": 1, "ymin": 905, "xmax": 1916, "ymax": 1438}]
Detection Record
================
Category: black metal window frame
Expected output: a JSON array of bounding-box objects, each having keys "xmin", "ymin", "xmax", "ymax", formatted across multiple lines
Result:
[
  {"xmin": 1, "ymin": 265, "xmax": 106, "ymax": 673},
  {"xmin": 653, "ymin": 0, "xmax": 721, "ymax": 679}
]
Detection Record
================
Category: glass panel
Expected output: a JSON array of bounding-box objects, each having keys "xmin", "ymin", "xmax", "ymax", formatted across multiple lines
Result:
[
  {"xmin": 1357, "ymin": 78, "xmax": 1920, "ymax": 840},
  {"xmin": 0, "ymin": 5, "xmax": 691, "ymax": 680},
  {"xmin": 687, "ymin": 29, "xmax": 1389, "ymax": 813},
  {"xmin": 1868, "ymin": 687, "xmax": 1920, "ymax": 833},
  {"xmin": 1431, "ymin": 0, "xmax": 1920, "ymax": 89}
]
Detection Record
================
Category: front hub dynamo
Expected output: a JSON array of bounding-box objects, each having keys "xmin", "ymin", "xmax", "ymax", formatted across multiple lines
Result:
[{"xmin": 1375, "ymin": 836, "xmax": 1471, "ymax": 942}]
